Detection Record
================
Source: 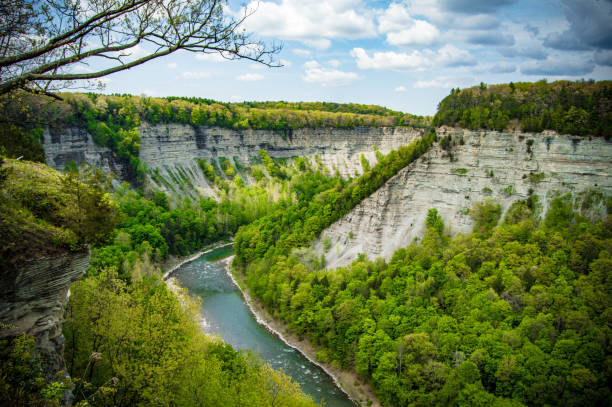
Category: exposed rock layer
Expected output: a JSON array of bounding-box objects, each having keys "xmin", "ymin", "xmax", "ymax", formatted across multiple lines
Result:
[
  {"xmin": 43, "ymin": 124, "xmax": 423, "ymax": 197},
  {"xmin": 0, "ymin": 251, "xmax": 89, "ymax": 379},
  {"xmin": 318, "ymin": 129, "xmax": 612, "ymax": 268},
  {"xmin": 43, "ymin": 128, "xmax": 130, "ymax": 181}
]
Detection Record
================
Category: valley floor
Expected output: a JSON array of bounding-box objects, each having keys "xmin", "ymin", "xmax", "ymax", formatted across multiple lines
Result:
[{"xmin": 223, "ymin": 256, "xmax": 383, "ymax": 407}]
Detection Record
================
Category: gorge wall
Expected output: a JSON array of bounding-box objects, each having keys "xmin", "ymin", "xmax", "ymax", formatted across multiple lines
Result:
[
  {"xmin": 43, "ymin": 124, "xmax": 423, "ymax": 197},
  {"xmin": 317, "ymin": 128, "xmax": 612, "ymax": 269},
  {"xmin": 0, "ymin": 251, "xmax": 90, "ymax": 380},
  {"xmin": 43, "ymin": 127, "xmax": 131, "ymax": 180}
]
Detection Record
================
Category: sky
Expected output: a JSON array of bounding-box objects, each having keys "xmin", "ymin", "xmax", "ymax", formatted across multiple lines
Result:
[{"xmin": 97, "ymin": 0, "xmax": 612, "ymax": 115}]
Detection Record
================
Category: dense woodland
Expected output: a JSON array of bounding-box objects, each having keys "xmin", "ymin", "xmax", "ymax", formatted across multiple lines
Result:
[
  {"xmin": 238, "ymin": 196, "xmax": 612, "ymax": 406},
  {"xmin": 433, "ymin": 80, "xmax": 612, "ymax": 138}
]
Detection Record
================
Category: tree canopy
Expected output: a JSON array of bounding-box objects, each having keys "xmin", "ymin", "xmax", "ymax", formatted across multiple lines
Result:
[{"xmin": 433, "ymin": 80, "xmax": 612, "ymax": 139}]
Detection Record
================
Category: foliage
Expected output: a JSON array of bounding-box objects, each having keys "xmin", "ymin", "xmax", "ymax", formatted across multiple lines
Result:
[
  {"xmin": 61, "ymin": 92, "xmax": 430, "ymax": 132},
  {"xmin": 238, "ymin": 195, "xmax": 612, "ymax": 406},
  {"xmin": 0, "ymin": 334, "xmax": 63, "ymax": 406},
  {"xmin": 470, "ymin": 199, "xmax": 502, "ymax": 234},
  {"xmin": 63, "ymin": 269, "xmax": 318, "ymax": 407},
  {"xmin": 433, "ymin": 80, "xmax": 612, "ymax": 138},
  {"xmin": 90, "ymin": 177, "xmax": 286, "ymax": 280},
  {"xmin": 0, "ymin": 159, "xmax": 116, "ymax": 268},
  {"xmin": 0, "ymin": 123, "xmax": 45, "ymax": 162},
  {"xmin": 451, "ymin": 168, "xmax": 468, "ymax": 176}
]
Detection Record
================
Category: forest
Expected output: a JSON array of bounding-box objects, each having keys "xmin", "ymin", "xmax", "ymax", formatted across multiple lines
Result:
[
  {"xmin": 235, "ymin": 186, "xmax": 612, "ymax": 406},
  {"xmin": 0, "ymin": 91, "xmax": 430, "ymax": 186},
  {"xmin": 433, "ymin": 80, "xmax": 612, "ymax": 138}
]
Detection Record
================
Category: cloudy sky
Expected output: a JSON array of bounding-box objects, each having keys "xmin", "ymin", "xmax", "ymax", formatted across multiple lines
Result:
[{"xmin": 99, "ymin": 0, "xmax": 612, "ymax": 115}]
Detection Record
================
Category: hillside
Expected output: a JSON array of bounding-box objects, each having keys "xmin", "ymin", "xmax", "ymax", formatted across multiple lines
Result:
[{"xmin": 433, "ymin": 80, "xmax": 612, "ymax": 138}]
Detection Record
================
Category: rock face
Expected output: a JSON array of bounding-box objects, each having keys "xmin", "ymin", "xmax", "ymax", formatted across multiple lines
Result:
[
  {"xmin": 138, "ymin": 124, "xmax": 422, "ymax": 197},
  {"xmin": 318, "ymin": 129, "xmax": 612, "ymax": 269},
  {"xmin": 43, "ymin": 123, "xmax": 422, "ymax": 197},
  {"xmin": 42, "ymin": 127, "xmax": 130, "ymax": 181},
  {"xmin": 0, "ymin": 251, "xmax": 90, "ymax": 379}
]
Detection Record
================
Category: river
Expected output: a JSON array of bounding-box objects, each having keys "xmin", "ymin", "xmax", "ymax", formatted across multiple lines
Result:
[{"xmin": 172, "ymin": 247, "xmax": 356, "ymax": 407}]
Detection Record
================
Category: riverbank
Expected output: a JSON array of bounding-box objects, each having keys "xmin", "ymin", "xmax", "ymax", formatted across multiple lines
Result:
[
  {"xmin": 161, "ymin": 240, "xmax": 233, "ymax": 280},
  {"xmin": 222, "ymin": 256, "xmax": 383, "ymax": 407}
]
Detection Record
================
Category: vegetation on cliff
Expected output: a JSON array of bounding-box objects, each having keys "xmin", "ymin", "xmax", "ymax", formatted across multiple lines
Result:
[
  {"xmin": 63, "ymin": 269, "xmax": 317, "ymax": 407},
  {"xmin": 236, "ymin": 189, "xmax": 612, "ymax": 406},
  {"xmin": 433, "ymin": 80, "xmax": 612, "ymax": 138},
  {"xmin": 0, "ymin": 158, "xmax": 116, "ymax": 268},
  {"xmin": 234, "ymin": 132, "xmax": 436, "ymax": 267}
]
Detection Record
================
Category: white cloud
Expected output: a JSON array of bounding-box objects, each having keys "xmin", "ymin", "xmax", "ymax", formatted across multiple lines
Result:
[
  {"xmin": 414, "ymin": 78, "xmax": 457, "ymax": 88},
  {"xmin": 328, "ymin": 59, "xmax": 341, "ymax": 67},
  {"xmin": 351, "ymin": 48, "xmax": 431, "ymax": 71},
  {"xmin": 378, "ymin": 3, "xmax": 413, "ymax": 34},
  {"xmin": 72, "ymin": 64, "xmax": 93, "ymax": 73},
  {"xmin": 239, "ymin": 0, "xmax": 377, "ymax": 47},
  {"xmin": 280, "ymin": 59, "xmax": 293, "ymax": 67},
  {"xmin": 490, "ymin": 61, "xmax": 516, "ymax": 73},
  {"xmin": 436, "ymin": 44, "xmax": 477, "ymax": 67},
  {"xmin": 351, "ymin": 45, "xmax": 475, "ymax": 71},
  {"xmin": 195, "ymin": 52, "xmax": 230, "ymax": 62},
  {"xmin": 293, "ymin": 49, "xmax": 312, "ymax": 57},
  {"xmin": 303, "ymin": 60, "xmax": 358, "ymax": 86},
  {"xmin": 378, "ymin": 3, "xmax": 440, "ymax": 46},
  {"xmin": 236, "ymin": 73, "xmax": 264, "ymax": 81},
  {"xmin": 386, "ymin": 20, "xmax": 440, "ymax": 46},
  {"xmin": 167, "ymin": 62, "xmax": 178, "ymax": 69},
  {"xmin": 182, "ymin": 71, "xmax": 211, "ymax": 79},
  {"xmin": 395, "ymin": 86, "xmax": 407, "ymax": 92}
]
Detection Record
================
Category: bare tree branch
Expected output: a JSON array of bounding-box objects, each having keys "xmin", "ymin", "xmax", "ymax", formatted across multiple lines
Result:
[{"xmin": 0, "ymin": 0, "xmax": 281, "ymax": 97}]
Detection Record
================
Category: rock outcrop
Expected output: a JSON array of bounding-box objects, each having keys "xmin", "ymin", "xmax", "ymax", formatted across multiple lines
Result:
[
  {"xmin": 42, "ymin": 127, "xmax": 130, "ymax": 181},
  {"xmin": 43, "ymin": 124, "xmax": 423, "ymax": 197},
  {"xmin": 318, "ymin": 129, "xmax": 612, "ymax": 268},
  {"xmin": 0, "ymin": 251, "xmax": 90, "ymax": 380}
]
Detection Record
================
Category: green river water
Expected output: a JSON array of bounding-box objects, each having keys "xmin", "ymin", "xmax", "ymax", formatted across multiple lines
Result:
[{"xmin": 173, "ymin": 247, "xmax": 356, "ymax": 407}]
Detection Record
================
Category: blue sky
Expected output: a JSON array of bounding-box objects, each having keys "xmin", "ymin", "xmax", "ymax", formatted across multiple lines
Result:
[{"xmin": 98, "ymin": 0, "xmax": 612, "ymax": 115}]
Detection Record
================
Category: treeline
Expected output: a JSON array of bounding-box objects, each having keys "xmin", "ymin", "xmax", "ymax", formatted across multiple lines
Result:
[
  {"xmin": 63, "ymin": 92, "xmax": 429, "ymax": 133},
  {"xmin": 238, "ymin": 192, "xmax": 612, "ymax": 406},
  {"xmin": 234, "ymin": 132, "xmax": 436, "ymax": 266},
  {"xmin": 433, "ymin": 80, "xmax": 612, "ymax": 138}
]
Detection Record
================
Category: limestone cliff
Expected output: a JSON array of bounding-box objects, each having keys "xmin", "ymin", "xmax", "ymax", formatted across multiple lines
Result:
[
  {"xmin": 0, "ymin": 251, "xmax": 90, "ymax": 380},
  {"xmin": 318, "ymin": 129, "xmax": 612, "ymax": 268},
  {"xmin": 43, "ymin": 124, "xmax": 422, "ymax": 197},
  {"xmin": 43, "ymin": 127, "xmax": 131, "ymax": 181}
]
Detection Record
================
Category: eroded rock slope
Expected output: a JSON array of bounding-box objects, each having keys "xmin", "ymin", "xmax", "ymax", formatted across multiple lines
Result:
[
  {"xmin": 0, "ymin": 251, "xmax": 89, "ymax": 379},
  {"xmin": 318, "ymin": 129, "xmax": 612, "ymax": 268},
  {"xmin": 43, "ymin": 124, "xmax": 422, "ymax": 197}
]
